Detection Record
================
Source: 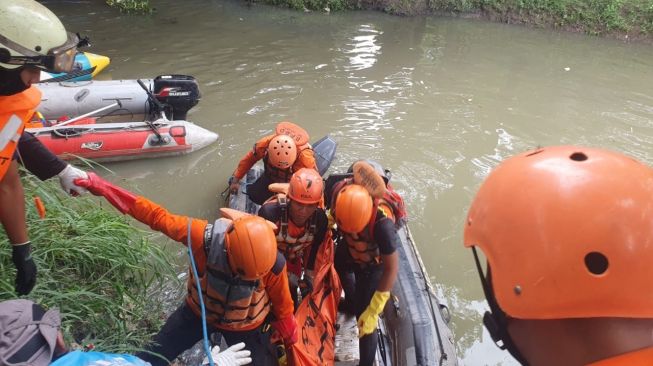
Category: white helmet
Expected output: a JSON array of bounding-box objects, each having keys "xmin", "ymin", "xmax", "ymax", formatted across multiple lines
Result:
[{"xmin": 0, "ymin": 0, "xmax": 82, "ymax": 73}]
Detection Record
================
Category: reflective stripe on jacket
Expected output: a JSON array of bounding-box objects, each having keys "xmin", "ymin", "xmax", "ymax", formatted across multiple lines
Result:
[{"xmin": 0, "ymin": 87, "xmax": 41, "ymax": 180}]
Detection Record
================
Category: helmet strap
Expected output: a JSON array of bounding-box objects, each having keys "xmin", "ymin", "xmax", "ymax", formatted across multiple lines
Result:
[
  {"xmin": 279, "ymin": 195, "xmax": 289, "ymax": 239},
  {"xmin": 472, "ymin": 247, "xmax": 530, "ymax": 366}
]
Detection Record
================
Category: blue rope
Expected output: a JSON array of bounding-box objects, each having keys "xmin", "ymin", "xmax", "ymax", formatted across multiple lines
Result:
[{"xmin": 187, "ymin": 219, "xmax": 214, "ymax": 366}]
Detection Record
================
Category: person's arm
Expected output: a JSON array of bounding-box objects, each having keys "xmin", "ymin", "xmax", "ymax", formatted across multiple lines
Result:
[
  {"xmin": 232, "ymin": 135, "xmax": 273, "ymax": 180},
  {"xmin": 16, "ymin": 131, "xmax": 67, "ymax": 181},
  {"xmin": 130, "ymin": 197, "xmax": 208, "ymax": 263},
  {"xmin": 265, "ymin": 254, "xmax": 294, "ymax": 320},
  {"xmin": 229, "ymin": 136, "xmax": 273, "ymax": 194},
  {"xmin": 375, "ymin": 217, "xmax": 399, "ymax": 292},
  {"xmin": 357, "ymin": 217, "xmax": 399, "ymax": 337},
  {"xmin": 0, "ymin": 161, "xmax": 37, "ymax": 295},
  {"xmin": 17, "ymin": 132, "xmax": 88, "ymax": 195},
  {"xmin": 265, "ymin": 253, "xmax": 297, "ymax": 346},
  {"xmin": 0, "ymin": 161, "xmax": 28, "ymax": 244},
  {"xmin": 295, "ymin": 148, "xmax": 317, "ymax": 171},
  {"xmin": 75, "ymin": 173, "xmax": 208, "ymax": 264}
]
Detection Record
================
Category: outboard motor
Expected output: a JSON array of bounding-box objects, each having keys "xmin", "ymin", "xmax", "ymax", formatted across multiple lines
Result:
[{"xmin": 153, "ymin": 75, "xmax": 201, "ymax": 120}]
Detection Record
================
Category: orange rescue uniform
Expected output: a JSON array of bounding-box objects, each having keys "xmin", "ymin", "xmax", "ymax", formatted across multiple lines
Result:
[
  {"xmin": 587, "ymin": 347, "xmax": 653, "ymax": 366},
  {"xmin": 0, "ymin": 86, "xmax": 41, "ymax": 180},
  {"xmin": 129, "ymin": 197, "xmax": 294, "ymax": 331},
  {"xmin": 233, "ymin": 134, "xmax": 317, "ymax": 183}
]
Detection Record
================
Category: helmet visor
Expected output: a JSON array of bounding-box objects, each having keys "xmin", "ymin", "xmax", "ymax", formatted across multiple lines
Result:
[
  {"xmin": 0, "ymin": 32, "xmax": 82, "ymax": 73},
  {"xmin": 47, "ymin": 32, "xmax": 80, "ymax": 73}
]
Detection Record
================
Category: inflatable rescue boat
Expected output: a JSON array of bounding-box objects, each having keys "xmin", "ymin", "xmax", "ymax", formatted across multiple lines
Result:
[
  {"xmin": 31, "ymin": 75, "xmax": 217, "ymax": 162},
  {"xmin": 37, "ymin": 74, "xmax": 201, "ymax": 122},
  {"xmin": 27, "ymin": 119, "xmax": 218, "ymax": 163},
  {"xmin": 227, "ymin": 136, "xmax": 458, "ymax": 366}
]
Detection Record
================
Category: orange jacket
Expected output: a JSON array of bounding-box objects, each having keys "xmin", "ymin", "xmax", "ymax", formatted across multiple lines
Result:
[
  {"xmin": 587, "ymin": 346, "xmax": 653, "ymax": 366},
  {"xmin": 232, "ymin": 134, "xmax": 317, "ymax": 181},
  {"xmin": 0, "ymin": 86, "xmax": 41, "ymax": 180},
  {"xmin": 129, "ymin": 197, "xmax": 294, "ymax": 331}
]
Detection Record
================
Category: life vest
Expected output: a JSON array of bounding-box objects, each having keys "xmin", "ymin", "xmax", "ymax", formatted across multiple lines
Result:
[
  {"xmin": 186, "ymin": 218, "xmax": 271, "ymax": 331},
  {"xmin": 268, "ymin": 194, "xmax": 318, "ymax": 260},
  {"xmin": 0, "ymin": 86, "xmax": 41, "ymax": 180},
  {"xmin": 330, "ymin": 179, "xmax": 406, "ymax": 265}
]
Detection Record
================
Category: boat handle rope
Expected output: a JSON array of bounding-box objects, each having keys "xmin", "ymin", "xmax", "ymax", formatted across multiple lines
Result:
[
  {"xmin": 187, "ymin": 219, "xmax": 215, "ymax": 366},
  {"xmin": 405, "ymin": 227, "xmax": 448, "ymax": 365}
]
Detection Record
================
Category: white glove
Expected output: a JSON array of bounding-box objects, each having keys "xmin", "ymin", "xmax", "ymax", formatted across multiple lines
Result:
[
  {"xmin": 202, "ymin": 342, "xmax": 252, "ymax": 366},
  {"xmin": 57, "ymin": 164, "xmax": 88, "ymax": 196}
]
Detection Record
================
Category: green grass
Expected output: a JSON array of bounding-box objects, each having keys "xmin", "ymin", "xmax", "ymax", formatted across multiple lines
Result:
[
  {"xmin": 0, "ymin": 172, "xmax": 178, "ymax": 354},
  {"xmin": 254, "ymin": 0, "xmax": 357, "ymax": 12},
  {"xmin": 106, "ymin": 0, "xmax": 152, "ymax": 14},
  {"xmin": 429, "ymin": 0, "xmax": 653, "ymax": 36},
  {"xmin": 251, "ymin": 0, "xmax": 652, "ymax": 37}
]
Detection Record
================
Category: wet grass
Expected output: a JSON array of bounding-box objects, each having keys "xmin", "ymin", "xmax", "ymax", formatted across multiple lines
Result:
[
  {"xmin": 255, "ymin": 0, "xmax": 355, "ymax": 12},
  {"xmin": 106, "ymin": 0, "xmax": 152, "ymax": 14},
  {"xmin": 253, "ymin": 0, "xmax": 652, "ymax": 38},
  {"xmin": 429, "ymin": 0, "xmax": 653, "ymax": 37},
  {"xmin": 0, "ymin": 172, "xmax": 179, "ymax": 354}
]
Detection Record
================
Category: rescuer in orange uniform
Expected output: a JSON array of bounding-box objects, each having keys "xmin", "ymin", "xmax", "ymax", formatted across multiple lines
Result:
[
  {"xmin": 1, "ymin": 0, "xmax": 89, "ymax": 296},
  {"xmin": 229, "ymin": 122, "xmax": 317, "ymax": 205},
  {"xmin": 464, "ymin": 146, "xmax": 653, "ymax": 366},
  {"xmin": 258, "ymin": 168, "xmax": 331, "ymax": 308},
  {"xmin": 76, "ymin": 173, "xmax": 297, "ymax": 366}
]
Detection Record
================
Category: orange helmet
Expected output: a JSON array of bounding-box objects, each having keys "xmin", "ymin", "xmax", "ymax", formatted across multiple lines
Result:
[
  {"xmin": 267, "ymin": 135, "xmax": 297, "ymax": 170},
  {"xmin": 288, "ymin": 168, "xmax": 323, "ymax": 204},
  {"xmin": 335, "ymin": 184, "xmax": 373, "ymax": 234},
  {"xmin": 226, "ymin": 216, "xmax": 278, "ymax": 280},
  {"xmin": 464, "ymin": 146, "xmax": 653, "ymax": 320}
]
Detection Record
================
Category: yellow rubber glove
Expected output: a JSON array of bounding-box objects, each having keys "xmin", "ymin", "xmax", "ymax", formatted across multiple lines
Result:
[{"xmin": 357, "ymin": 291, "xmax": 390, "ymax": 338}]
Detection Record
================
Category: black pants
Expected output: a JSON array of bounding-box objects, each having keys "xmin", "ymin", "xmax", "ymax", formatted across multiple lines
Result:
[
  {"xmin": 334, "ymin": 242, "xmax": 384, "ymax": 366},
  {"xmin": 246, "ymin": 174, "xmax": 275, "ymax": 205},
  {"xmin": 136, "ymin": 302, "xmax": 277, "ymax": 366}
]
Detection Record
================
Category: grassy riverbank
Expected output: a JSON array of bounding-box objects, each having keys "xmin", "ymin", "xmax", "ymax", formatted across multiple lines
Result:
[
  {"xmin": 429, "ymin": 0, "xmax": 653, "ymax": 38},
  {"xmin": 104, "ymin": 0, "xmax": 651, "ymax": 39},
  {"xmin": 106, "ymin": 0, "xmax": 152, "ymax": 13},
  {"xmin": 0, "ymin": 172, "xmax": 178, "ymax": 354},
  {"xmin": 265, "ymin": 0, "xmax": 652, "ymax": 38}
]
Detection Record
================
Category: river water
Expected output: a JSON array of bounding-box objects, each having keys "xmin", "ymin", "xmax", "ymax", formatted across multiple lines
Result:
[{"xmin": 46, "ymin": 0, "xmax": 653, "ymax": 364}]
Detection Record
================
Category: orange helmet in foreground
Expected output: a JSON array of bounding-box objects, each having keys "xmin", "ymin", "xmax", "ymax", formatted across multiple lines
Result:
[
  {"xmin": 464, "ymin": 146, "xmax": 653, "ymax": 320},
  {"xmin": 335, "ymin": 184, "xmax": 373, "ymax": 234},
  {"xmin": 267, "ymin": 135, "xmax": 297, "ymax": 169},
  {"xmin": 288, "ymin": 168, "xmax": 323, "ymax": 204},
  {"xmin": 226, "ymin": 216, "xmax": 278, "ymax": 280}
]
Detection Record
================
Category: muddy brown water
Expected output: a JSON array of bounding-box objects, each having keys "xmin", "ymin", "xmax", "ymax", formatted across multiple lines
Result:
[{"xmin": 46, "ymin": 0, "xmax": 653, "ymax": 363}]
